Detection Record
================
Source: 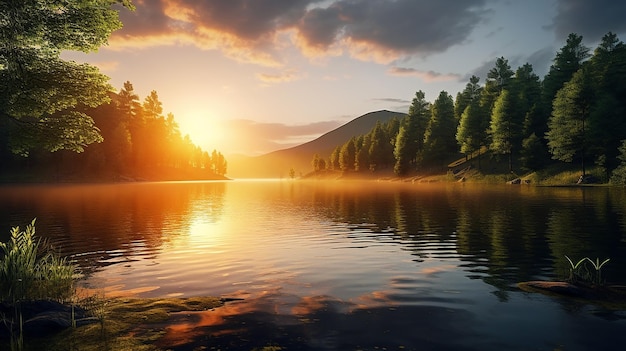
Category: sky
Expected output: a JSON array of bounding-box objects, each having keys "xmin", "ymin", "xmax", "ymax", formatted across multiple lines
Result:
[{"xmin": 63, "ymin": 0, "xmax": 626, "ymax": 157}]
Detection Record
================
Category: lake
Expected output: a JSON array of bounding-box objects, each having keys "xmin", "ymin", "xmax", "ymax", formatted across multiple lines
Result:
[{"xmin": 1, "ymin": 180, "xmax": 626, "ymax": 350}]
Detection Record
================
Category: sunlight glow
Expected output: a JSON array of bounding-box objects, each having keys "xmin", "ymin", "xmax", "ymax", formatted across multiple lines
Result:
[{"xmin": 178, "ymin": 110, "xmax": 230, "ymax": 153}]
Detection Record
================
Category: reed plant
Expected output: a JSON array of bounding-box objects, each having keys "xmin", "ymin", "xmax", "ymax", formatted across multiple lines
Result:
[
  {"xmin": 1, "ymin": 219, "xmax": 77, "ymax": 350},
  {"xmin": 0, "ymin": 219, "xmax": 76, "ymax": 303},
  {"xmin": 565, "ymin": 255, "xmax": 610, "ymax": 286}
]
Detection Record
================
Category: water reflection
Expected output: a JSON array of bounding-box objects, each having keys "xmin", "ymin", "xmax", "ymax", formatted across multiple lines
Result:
[
  {"xmin": 0, "ymin": 182, "xmax": 226, "ymax": 276},
  {"xmin": 301, "ymin": 182, "xmax": 626, "ymax": 292},
  {"xmin": 153, "ymin": 290, "xmax": 481, "ymax": 351},
  {"xmin": 2, "ymin": 181, "xmax": 626, "ymax": 349}
]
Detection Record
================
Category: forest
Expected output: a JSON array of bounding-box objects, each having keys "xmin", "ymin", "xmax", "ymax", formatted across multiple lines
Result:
[
  {"xmin": 0, "ymin": 0, "xmax": 226, "ymax": 182},
  {"xmin": 312, "ymin": 32, "xmax": 626, "ymax": 185},
  {"xmin": 0, "ymin": 81, "xmax": 228, "ymax": 182},
  {"xmin": 2, "ymin": 0, "xmax": 625, "ymax": 184}
]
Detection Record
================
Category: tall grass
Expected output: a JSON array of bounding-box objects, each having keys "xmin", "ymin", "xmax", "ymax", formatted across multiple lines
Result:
[
  {"xmin": 1, "ymin": 219, "xmax": 77, "ymax": 350},
  {"xmin": 0, "ymin": 219, "xmax": 75, "ymax": 304}
]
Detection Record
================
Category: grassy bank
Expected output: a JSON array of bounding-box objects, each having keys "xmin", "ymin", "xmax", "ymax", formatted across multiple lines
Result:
[
  {"xmin": 303, "ymin": 149, "xmax": 616, "ymax": 186},
  {"xmin": 0, "ymin": 220, "xmax": 227, "ymax": 351}
]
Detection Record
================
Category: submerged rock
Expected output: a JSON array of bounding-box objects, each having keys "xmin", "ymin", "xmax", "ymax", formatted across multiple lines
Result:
[{"xmin": 518, "ymin": 281, "xmax": 626, "ymax": 309}]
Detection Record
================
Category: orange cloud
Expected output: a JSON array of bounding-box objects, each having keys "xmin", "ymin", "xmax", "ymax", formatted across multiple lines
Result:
[
  {"xmin": 108, "ymin": 0, "xmax": 492, "ymax": 67},
  {"xmin": 256, "ymin": 69, "xmax": 304, "ymax": 84},
  {"xmin": 91, "ymin": 60, "xmax": 120, "ymax": 73}
]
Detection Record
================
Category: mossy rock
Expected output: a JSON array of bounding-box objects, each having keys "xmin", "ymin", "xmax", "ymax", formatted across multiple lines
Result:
[
  {"xmin": 518, "ymin": 281, "xmax": 626, "ymax": 309},
  {"xmin": 1, "ymin": 296, "xmax": 227, "ymax": 351}
]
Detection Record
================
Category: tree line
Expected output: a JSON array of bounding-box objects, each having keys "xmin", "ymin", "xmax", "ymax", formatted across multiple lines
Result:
[
  {"xmin": 0, "ymin": 1, "xmax": 226, "ymax": 181},
  {"xmin": 0, "ymin": 0, "xmax": 227, "ymax": 180},
  {"xmin": 311, "ymin": 32, "xmax": 626, "ymax": 184},
  {"xmin": 1, "ymin": 81, "xmax": 227, "ymax": 181}
]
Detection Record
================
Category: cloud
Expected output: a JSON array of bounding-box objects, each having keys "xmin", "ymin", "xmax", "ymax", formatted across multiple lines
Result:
[
  {"xmin": 256, "ymin": 69, "xmax": 304, "ymax": 84},
  {"xmin": 91, "ymin": 61, "xmax": 120, "ymax": 72},
  {"xmin": 525, "ymin": 46, "xmax": 555, "ymax": 77},
  {"xmin": 220, "ymin": 118, "xmax": 343, "ymax": 155},
  {"xmin": 464, "ymin": 47, "xmax": 556, "ymax": 82},
  {"xmin": 298, "ymin": 0, "xmax": 490, "ymax": 62},
  {"xmin": 388, "ymin": 66, "xmax": 461, "ymax": 82},
  {"xmin": 110, "ymin": 0, "xmax": 491, "ymax": 65},
  {"xmin": 551, "ymin": 0, "xmax": 626, "ymax": 41},
  {"xmin": 371, "ymin": 98, "xmax": 411, "ymax": 104}
]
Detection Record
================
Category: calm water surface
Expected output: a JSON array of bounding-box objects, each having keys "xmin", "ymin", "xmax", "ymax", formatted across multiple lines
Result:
[{"xmin": 1, "ymin": 180, "xmax": 626, "ymax": 350}]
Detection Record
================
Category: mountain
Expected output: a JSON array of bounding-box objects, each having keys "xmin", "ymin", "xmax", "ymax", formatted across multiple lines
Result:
[{"xmin": 228, "ymin": 110, "xmax": 406, "ymax": 178}]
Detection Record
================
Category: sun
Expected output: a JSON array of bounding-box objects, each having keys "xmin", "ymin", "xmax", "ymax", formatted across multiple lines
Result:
[{"xmin": 178, "ymin": 110, "xmax": 229, "ymax": 153}]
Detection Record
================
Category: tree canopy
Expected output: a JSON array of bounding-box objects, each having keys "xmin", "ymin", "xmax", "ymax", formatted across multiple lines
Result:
[
  {"xmin": 0, "ymin": 0, "xmax": 133, "ymax": 156},
  {"xmin": 311, "ymin": 32, "xmax": 626, "ymax": 182}
]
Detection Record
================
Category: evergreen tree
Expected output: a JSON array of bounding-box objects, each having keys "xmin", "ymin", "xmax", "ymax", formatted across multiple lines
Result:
[
  {"xmin": 142, "ymin": 90, "xmax": 164, "ymax": 120},
  {"xmin": 520, "ymin": 133, "xmax": 547, "ymax": 171},
  {"xmin": 355, "ymin": 134, "xmax": 371, "ymax": 172},
  {"xmin": 610, "ymin": 140, "xmax": 626, "ymax": 185},
  {"xmin": 587, "ymin": 32, "xmax": 626, "ymax": 176},
  {"xmin": 512, "ymin": 63, "xmax": 548, "ymax": 171},
  {"xmin": 424, "ymin": 91, "xmax": 457, "ymax": 167},
  {"xmin": 456, "ymin": 76, "xmax": 487, "ymax": 170},
  {"xmin": 312, "ymin": 154, "xmax": 322, "ymax": 172},
  {"xmin": 482, "ymin": 57, "xmax": 514, "ymax": 114},
  {"xmin": 455, "ymin": 75, "xmax": 482, "ymax": 121},
  {"xmin": 543, "ymin": 33, "xmax": 591, "ymax": 109},
  {"xmin": 489, "ymin": 90, "xmax": 520, "ymax": 171},
  {"xmin": 339, "ymin": 138, "xmax": 356, "ymax": 172},
  {"xmin": 393, "ymin": 91, "xmax": 431, "ymax": 175},
  {"xmin": 329, "ymin": 146, "xmax": 341, "ymax": 171},
  {"xmin": 393, "ymin": 125, "xmax": 412, "ymax": 175},
  {"xmin": 368, "ymin": 121, "xmax": 386, "ymax": 171},
  {"xmin": 546, "ymin": 66, "xmax": 594, "ymax": 175}
]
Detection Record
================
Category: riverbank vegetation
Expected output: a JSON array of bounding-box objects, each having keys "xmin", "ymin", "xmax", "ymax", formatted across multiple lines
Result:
[
  {"xmin": 0, "ymin": 220, "xmax": 225, "ymax": 350},
  {"xmin": 308, "ymin": 32, "xmax": 626, "ymax": 186}
]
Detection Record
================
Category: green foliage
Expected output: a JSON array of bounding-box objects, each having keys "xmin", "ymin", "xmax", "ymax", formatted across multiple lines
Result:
[
  {"xmin": 0, "ymin": 0, "xmax": 133, "ymax": 156},
  {"xmin": 489, "ymin": 90, "xmax": 515, "ymax": 155},
  {"xmin": 546, "ymin": 66, "xmax": 594, "ymax": 174},
  {"xmin": 610, "ymin": 140, "xmax": 626, "ymax": 185},
  {"xmin": 454, "ymin": 75, "xmax": 482, "ymax": 121},
  {"xmin": 394, "ymin": 91, "xmax": 430, "ymax": 175},
  {"xmin": 329, "ymin": 146, "xmax": 341, "ymax": 171},
  {"xmin": 481, "ymin": 57, "xmax": 514, "ymax": 114},
  {"xmin": 311, "ymin": 153, "xmax": 327, "ymax": 172},
  {"xmin": 339, "ymin": 137, "xmax": 356, "ymax": 172},
  {"xmin": 543, "ymin": 34, "xmax": 590, "ymax": 107},
  {"xmin": 424, "ymin": 91, "xmax": 457, "ymax": 166},
  {"xmin": 312, "ymin": 32, "xmax": 626, "ymax": 183},
  {"xmin": 393, "ymin": 126, "xmax": 411, "ymax": 175},
  {"xmin": 456, "ymin": 102, "xmax": 487, "ymax": 162},
  {"xmin": 520, "ymin": 133, "xmax": 549, "ymax": 171},
  {"xmin": 2, "ymin": 80, "xmax": 229, "ymax": 180},
  {"xmin": 0, "ymin": 220, "xmax": 75, "ymax": 303}
]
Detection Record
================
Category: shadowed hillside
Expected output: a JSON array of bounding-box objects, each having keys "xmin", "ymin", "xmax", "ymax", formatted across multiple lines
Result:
[{"xmin": 229, "ymin": 110, "xmax": 406, "ymax": 178}]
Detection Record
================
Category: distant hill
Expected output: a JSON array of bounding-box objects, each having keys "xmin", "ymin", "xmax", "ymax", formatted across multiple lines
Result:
[{"xmin": 228, "ymin": 110, "xmax": 406, "ymax": 178}]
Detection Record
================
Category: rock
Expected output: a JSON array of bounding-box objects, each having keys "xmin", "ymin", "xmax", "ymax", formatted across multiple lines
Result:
[
  {"xmin": 518, "ymin": 281, "xmax": 626, "ymax": 310},
  {"xmin": 577, "ymin": 174, "xmax": 599, "ymax": 184},
  {"xmin": 0, "ymin": 300, "xmax": 97, "ymax": 338},
  {"xmin": 519, "ymin": 281, "xmax": 591, "ymax": 298}
]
